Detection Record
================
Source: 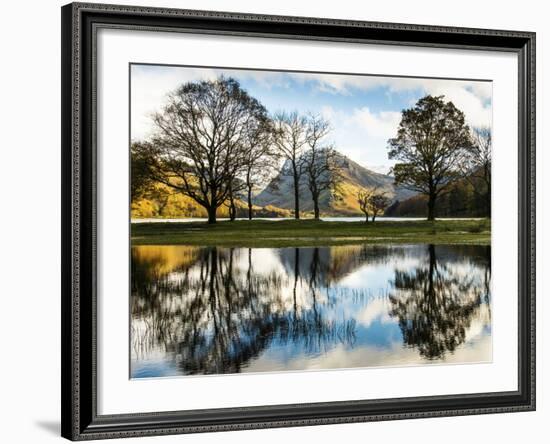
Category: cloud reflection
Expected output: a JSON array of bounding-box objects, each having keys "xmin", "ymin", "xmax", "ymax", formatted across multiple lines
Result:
[{"xmin": 131, "ymin": 244, "xmax": 491, "ymax": 377}]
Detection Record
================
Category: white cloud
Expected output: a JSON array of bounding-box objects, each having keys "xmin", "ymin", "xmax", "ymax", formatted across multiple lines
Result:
[
  {"xmin": 131, "ymin": 66, "xmax": 292, "ymax": 140},
  {"xmin": 131, "ymin": 66, "xmax": 492, "ymax": 172},
  {"xmin": 299, "ymin": 74, "xmax": 492, "ymax": 129},
  {"xmin": 131, "ymin": 66, "xmax": 219, "ymax": 140},
  {"xmin": 352, "ymin": 108, "xmax": 402, "ymax": 138},
  {"xmin": 421, "ymin": 82, "xmax": 492, "ymax": 129},
  {"xmin": 356, "ymin": 298, "xmax": 393, "ymax": 328},
  {"xmin": 321, "ymin": 105, "xmax": 401, "ymax": 173},
  {"xmin": 244, "ymin": 334, "xmax": 492, "ymax": 373},
  {"xmin": 467, "ymin": 82, "xmax": 493, "ymax": 101},
  {"xmin": 292, "ymin": 73, "xmax": 397, "ymax": 95}
]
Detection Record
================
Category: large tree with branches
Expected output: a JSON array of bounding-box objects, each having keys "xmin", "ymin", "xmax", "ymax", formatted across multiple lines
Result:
[
  {"xmin": 149, "ymin": 76, "xmax": 268, "ymax": 224},
  {"xmin": 463, "ymin": 127, "xmax": 491, "ymax": 217},
  {"xmin": 241, "ymin": 117, "xmax": 277, "ymax": 220},
  {"xmin": 272, "ymin": 111, "xmax": 310, "ymax": 219},
  {"xmin": 301, "ymin": 114, "xmax": 342, "ymax": 220},
  {"xmin": 388, "ymin": 95, "xmax": 472, "ymax": 220}
]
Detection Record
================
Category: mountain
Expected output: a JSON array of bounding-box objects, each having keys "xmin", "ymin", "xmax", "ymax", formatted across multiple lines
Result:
[
  {"xmin": 131, "ymin": 182, "xmax": 293, "ymax": 219},
  {"xmin": 254, "ymin": 152, "xmax": 416, "ymax": 216}
]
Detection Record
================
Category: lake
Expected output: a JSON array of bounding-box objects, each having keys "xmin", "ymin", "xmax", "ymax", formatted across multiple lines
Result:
[{"xmin": 131, "ymin": 243, "xmax": 491, "ymax": 378}]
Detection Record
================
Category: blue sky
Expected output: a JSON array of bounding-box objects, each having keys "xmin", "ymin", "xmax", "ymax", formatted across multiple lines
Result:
[{"xmin": 131, "ymin": 64, "xmax": 492, "ymax": 174}]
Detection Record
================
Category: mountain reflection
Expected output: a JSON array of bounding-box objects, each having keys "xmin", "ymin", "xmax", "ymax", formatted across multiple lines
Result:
[{"xmin": 131, "ymin": 244, "xmax": 491, "ymax": 377}]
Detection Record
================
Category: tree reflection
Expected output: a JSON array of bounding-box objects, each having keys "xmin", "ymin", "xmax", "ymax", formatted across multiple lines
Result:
[
  {"xmin": 131, "ymin": 243, "xmax": 491, "ymax": 376},
  {"xmin": 131, "ymin": 245, "xmax": 358, "ymax": 375},
  {"xmin": 388, "ymin": 244, "xmax": 491, "ymax": 359}
]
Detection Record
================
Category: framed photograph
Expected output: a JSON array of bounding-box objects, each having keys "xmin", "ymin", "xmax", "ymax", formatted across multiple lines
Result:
[{"xmin": 61, "ymin": 2, "xmax": 535, "ymax": 440}]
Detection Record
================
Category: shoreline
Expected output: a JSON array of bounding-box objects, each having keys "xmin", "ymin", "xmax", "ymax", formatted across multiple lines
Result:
[
  {"xmin": 131, "ymin": 219, "xmax": 491, "ymax": 247},
  {"xmin": 131, "ymin": 216, "xmax": 486, "ymax": 224}
]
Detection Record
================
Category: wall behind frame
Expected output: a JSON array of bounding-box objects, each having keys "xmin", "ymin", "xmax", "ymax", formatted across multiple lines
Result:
[{"xmin": 0, "ymin": 0, "xmax": 545, "ymax": 443}]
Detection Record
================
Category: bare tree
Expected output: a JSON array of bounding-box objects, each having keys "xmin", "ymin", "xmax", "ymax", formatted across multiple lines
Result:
[
  {"xmin": 302, "ymin": 114, "xmax": 342, "ymax": 220},
  {"xmin": 462, "ymin": 127, "xmax": 491, "ymax": 217},
  {"xmin": 242, "ymin": 118, "xmax": 277, "ymax": 220},
  {"xmin": 369, "ymin": 191, "xmax": 391, "ymax": 221},
  {"xmin": 149, "ymin": 76, "xmax": 268, "ymax": 224},
  {"xmin": 272, "ymin": 111, "xmax": 310, "ymax": 219},
  {"xmin": 223, "ymin": 177, "xmax": 246, "ymax": 221},
  {"xmin": 357, "ymin": 189, "xmax": 372, "ymax": 223},
  {"xmin": 357, "ymin": 187, "xmax": 391, "ymax": 222},
  {"xmin": 388, "ymin": 95, "xmax": 472, "ymax": 220}
]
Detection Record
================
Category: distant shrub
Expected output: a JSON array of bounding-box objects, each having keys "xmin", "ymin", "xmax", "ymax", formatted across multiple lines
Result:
[{"xmin": 467, "ymin": 223, "xmax": 483, "ymax": 233}]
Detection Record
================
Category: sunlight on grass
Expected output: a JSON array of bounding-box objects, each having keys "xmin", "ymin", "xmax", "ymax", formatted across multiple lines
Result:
[{"xmin": 131, "ymin": 219, "xmax": 491, "ymax": 247}]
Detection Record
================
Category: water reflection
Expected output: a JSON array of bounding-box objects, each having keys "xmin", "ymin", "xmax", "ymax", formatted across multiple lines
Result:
[
  {"xmin": 131, "ymin": 244, "xmax": 491, "ymax": 378},
  {"xmin": 389, "ymin": 244, "xmax": 491, "ymax": 359}
]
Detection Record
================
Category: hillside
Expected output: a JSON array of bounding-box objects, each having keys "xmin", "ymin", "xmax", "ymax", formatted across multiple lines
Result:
[
  {"xmin": 131, "ymin": 183, "xmax": 292, "ymax": 219},
  {"xmin": 254, "ymin": 153, "xmax": 415, "ymax": 216},
  {"xmin": 384, "ymin": 174, "xmax": 490, "ymax": 218},
  {"xmin": 131, "ymin": 152, "xmax": 419, "ymax": 219}
]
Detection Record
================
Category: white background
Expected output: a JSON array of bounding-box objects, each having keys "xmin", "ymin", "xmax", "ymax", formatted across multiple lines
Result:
[{"xmin": 0, "ymin": 0, "xmax": 546, "ymax": 443}]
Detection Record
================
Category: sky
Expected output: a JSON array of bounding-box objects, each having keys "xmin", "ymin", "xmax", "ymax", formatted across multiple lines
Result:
[{"xmin": 131, "ymin": 64, "xmax": 492, "ymax": 175}]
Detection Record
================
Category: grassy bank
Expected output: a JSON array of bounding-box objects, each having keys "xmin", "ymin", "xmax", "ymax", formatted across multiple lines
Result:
[{"xmin": 131, "ymin": 219, "xmax": 490, "ymax": 247}]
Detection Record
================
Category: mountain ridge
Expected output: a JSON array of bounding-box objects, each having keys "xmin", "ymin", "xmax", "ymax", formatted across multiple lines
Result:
[{"xmin": 254, "ymin": 152, "xmax": 416, "ymax": 216}]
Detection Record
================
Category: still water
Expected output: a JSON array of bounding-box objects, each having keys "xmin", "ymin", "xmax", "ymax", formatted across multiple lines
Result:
[{"xmin": 131, "ymin": 244, "xmax": 491, "ymax": 378}]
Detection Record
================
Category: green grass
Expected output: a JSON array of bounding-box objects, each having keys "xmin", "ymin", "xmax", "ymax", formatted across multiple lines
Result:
[{"xmin": 131, "ymin": 218, "xmax": 491, "ymax": 247}]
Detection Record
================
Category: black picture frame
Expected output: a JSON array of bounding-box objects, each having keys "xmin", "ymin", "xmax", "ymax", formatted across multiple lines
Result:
[{"xmin": 61, "ymin": 2, "xmax": 536, "ymax": 440}]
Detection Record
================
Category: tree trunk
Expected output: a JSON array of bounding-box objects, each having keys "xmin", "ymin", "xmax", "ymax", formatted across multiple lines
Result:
[
  {"xmin": 247, "ymin": 186, "xmax": 253, "ymax": 220},
  {"xmin": 207, "ymin": 185, "xmax": 218, "ymax": 224},
  {"xmin": 427, "ymin": 193, "xmax": 436, "ymax": 221},
  {"xmin": 229, "ymin": 199, "xmax": 236, "ymax": 221},
  {"xmin": 293, "ymin": 167, "xmax": 300, "ymax": 220},
  {"xmin": 364, "ymin": 212, "xmax": 369, "ymax": 223},
  {"xmin": 485, "ymin": 185, "xmax": 491, "ymax": 218},
  {"xmin": 227, "ymin": 184, "xmax": 237, "ymax": 222},
  {"xmin": 372, "ymin": 213, "xmax": 376, "ymax": 222},
  {"xmin": 313, "ymin": 195, "xmax": 320, "ymax": 220},
  {"xmin": 207, "ymin": 205, "xmax": 217, "ymax": 224},
  {"xmin": 484, "ymin": 165, "xmax": 491, "ymax": 218}
]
